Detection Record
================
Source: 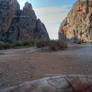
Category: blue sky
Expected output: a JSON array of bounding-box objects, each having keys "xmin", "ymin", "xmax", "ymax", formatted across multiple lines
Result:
[{"xmin": 18, "ymin": 0, "xmax": 77, "ymax": 39}]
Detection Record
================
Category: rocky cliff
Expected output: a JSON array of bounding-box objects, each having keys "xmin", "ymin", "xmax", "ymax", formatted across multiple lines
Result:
[
  {"xmin": 0, "ymin": 0, "xmax": 49, "ymax": 42},
  {"xmin": 59, "ymin": 0, "xmax": 92, "ymax": 43}
]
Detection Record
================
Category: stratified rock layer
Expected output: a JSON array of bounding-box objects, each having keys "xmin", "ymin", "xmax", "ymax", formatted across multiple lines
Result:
[
  {"xmin": 59, "ymin": 0, "xmax": 92, "ymax": 43},
  {"xmin": 0, "ymin": 0, "xmax": 49, "ymax": 42}
]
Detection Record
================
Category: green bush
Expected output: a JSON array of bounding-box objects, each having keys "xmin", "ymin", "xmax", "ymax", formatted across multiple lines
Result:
[
  {"xmin": 35, "ymin": 40, "xmax": 68, "ymax": 51},
  {"xmin": 19, "ymin": 40, "xmax": 31, "ymax": 46},
  {"xmin": 0, "ymin": 45, "xmax": 4, "ymax": 50},
  {"xmin": 0, "ymin": 43, "xmax": 11, "ymax": 50},
  {"xmin": 18, "ymin": 39, "xmax": 36, "ymax": 47},
  {"xmin": 0, "ymin": 40, "xmax": 68, "ymax": 51},
  {"xmin": 12, "ymin": 41, "xmax": 24, "ymax": 48},
  {"xmin": 35, "ymin": 40, "xmax": 49, "ymax": 48},
  {"xmin": 49, "ymin": 40, "xmax": 67, "ymax": 51}
]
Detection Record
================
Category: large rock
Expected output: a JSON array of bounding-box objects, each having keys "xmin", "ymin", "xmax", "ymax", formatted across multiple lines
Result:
[
  {"xmin": 0, "ymin": 0, "xmax": 49, "ymax": 42},
  {"xmin": 1, "ymin": 75, "xmax": 92, "ymax": 92},
  {"xmin": 59, "ymin": 0, "xmax": 92, "ymax": 43}
]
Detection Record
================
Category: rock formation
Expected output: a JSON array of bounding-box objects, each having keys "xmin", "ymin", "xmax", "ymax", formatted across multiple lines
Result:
[
  {"xmin": 1, "ymin": 75, "xmax": 92, "ymax": 92},
  {"xmin": 59, "ymin": 0, "xmax": 92, "ymax": 43},
  {"xmin": 0, "ymin": 0, "xmax": 49, "ymax": 42}
]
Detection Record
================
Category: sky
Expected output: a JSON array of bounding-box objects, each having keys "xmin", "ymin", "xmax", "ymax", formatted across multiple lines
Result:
[{"xmin": 18, "ymin": 0, "xmax": 77, "ymax": 39}]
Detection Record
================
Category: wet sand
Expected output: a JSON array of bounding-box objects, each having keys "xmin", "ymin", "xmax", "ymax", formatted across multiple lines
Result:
[{"xmin": 0, "ymin": 44, "xmax": 92, "ymax": 88}]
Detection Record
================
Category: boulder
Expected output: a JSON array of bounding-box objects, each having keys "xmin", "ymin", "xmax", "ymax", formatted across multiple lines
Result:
[{"xmin": 1, "ymin": 75, "xmax": 92, "ymax": 92}]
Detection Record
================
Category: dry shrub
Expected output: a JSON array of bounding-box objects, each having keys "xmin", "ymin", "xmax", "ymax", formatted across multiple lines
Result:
[
  {"xmin": 0, "ymin": 43, "xmax": 11, "ymax": 50},
  {"xmin": 0, "ymin": 40, "xmax": 68, "ymax": 51},
  {"xmin": 35, "ymin": 40, "xmax": 67, "ymax": 51}
]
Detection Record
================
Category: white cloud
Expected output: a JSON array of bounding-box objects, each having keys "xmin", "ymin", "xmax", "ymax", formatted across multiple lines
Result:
[
  {"xmin": 34, "ymin": 5, "xmax": 69, "ymax": 16},
  {"xmin": 34, "ymin": 5, "xmax": 70, "ymax": 39}
]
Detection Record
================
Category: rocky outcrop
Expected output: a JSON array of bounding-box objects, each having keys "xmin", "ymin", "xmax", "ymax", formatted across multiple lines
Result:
[
  {"xmin": 59, "ymin": 0, "xmax": 92, "ymax": 43},
  {"xmin": 1, "ymin": 75, "xmax": 92, "ymax": 92},
  {"xmin": 0, "ymin": 0, "xmax": 49, "ymax": 42}
]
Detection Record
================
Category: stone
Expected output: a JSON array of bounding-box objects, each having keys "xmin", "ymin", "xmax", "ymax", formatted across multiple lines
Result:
[
  {"xmin": 59, "ymin": 0, "xmax": 92, "ymax": 43},
  {"xmin": 0, "ymin": 0, "xmax": 49, "ymax": 42},
  {"xmin": 1, "ymin": 75, "xmax": 92, "ymax": 92}
]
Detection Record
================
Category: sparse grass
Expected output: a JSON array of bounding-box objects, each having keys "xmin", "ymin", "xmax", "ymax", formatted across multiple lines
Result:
[{"xmin": 0, "ymin": 40, "xmax": 68, "ymax": 51}]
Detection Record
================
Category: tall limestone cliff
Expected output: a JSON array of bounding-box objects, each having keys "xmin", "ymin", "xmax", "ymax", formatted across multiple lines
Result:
[
  {"xmin": 59, "ymin": 0, "xmax": 92, "ymax": 43},
  {"xmin": 0, "ymin": 0, "xmax": 49, "ymax": 42}
]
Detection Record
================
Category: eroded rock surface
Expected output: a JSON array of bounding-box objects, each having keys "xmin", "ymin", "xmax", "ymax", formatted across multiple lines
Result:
[
  {"xmin": 0, "ymin": 0, "xmax": 49, "ymax": 42},
  {"xmin": 1, "ymin": 75, "xmax": 92, "ymax": 92},
  {"xmin": 59, "ymin": 0, "xmax": 92, "ymax": 43}
]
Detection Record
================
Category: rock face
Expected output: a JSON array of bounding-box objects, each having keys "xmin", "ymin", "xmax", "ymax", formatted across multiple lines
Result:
[
  {"xmin": 1, "ymin": 75, "xmax": 92, "ymax": 92},
  {"xmin": 0, "ymin": 0, "xmax": 49, "ymax": 42},
  {"xmin": 59, "ymin": 0, "xmax": 92, "ymax": 43}
]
